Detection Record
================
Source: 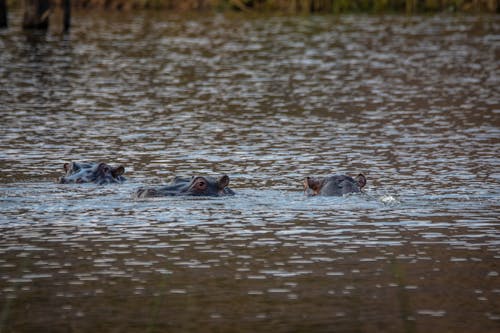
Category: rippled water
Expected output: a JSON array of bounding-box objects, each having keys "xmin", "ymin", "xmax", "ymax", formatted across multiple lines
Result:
[{"xmin": 1, "ymin": 10, "xmax": 499, "ymax": 332}]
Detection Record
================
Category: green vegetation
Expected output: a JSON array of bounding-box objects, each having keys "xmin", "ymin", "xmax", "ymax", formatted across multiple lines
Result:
[{"xmin": 8, "ymin": 0, "xmax": 500, "ymax": 13}]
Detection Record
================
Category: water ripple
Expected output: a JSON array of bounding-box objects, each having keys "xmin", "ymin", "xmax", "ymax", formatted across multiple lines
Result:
[{"xmin": 0, "ymin": 11, "xmax": 499, "ymax": 333}]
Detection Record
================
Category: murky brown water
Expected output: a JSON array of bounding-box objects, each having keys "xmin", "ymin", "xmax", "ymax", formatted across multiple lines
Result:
[{"xmin": 1, "ymin": 10, "xmax": 499, "ymax": 333}]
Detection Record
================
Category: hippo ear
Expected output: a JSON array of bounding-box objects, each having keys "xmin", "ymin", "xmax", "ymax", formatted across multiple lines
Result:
[
  {"xmin": 217, "ymin": 175, "xmax": 230, "ymax": 189},
  {"xmin": 305, "ymin": 177, "xmax": 321, "ymax": 191},
  {"xmin": 63, "ymin": 163, "xmax": 71, "ymax": 172},
  {"xmin": 112, "ymin": 166, "xmax": 125, "ymax": 177},
  {"xmin": 355, "ymin": 173, "xmax": 366, "ymax": 189}
]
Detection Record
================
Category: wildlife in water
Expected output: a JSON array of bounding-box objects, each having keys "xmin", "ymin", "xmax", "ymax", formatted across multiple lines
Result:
[
  {"xmin": 135, "ymin": 175, "xmax": 235, "ymax": 198},
  {"xmin": 303, "ymin": 173, "xmax": 366, "ymax": 196},
  {"xmin": 58, "ymin": 162, "xmax": 126, "ymax": 185}
]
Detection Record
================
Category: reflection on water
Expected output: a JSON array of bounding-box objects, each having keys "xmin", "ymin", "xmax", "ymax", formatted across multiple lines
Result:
[{"xmin": 1, "ymin": 10, "xmax": 499, "ymax": 332}]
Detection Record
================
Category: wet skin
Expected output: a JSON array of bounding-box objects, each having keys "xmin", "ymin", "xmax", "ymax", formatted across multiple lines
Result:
[
  {"xmin": 303, "ymin": 174, "xmax": 366, "ymax": 196},
  {"xmin": 136, "ymin": 175, "xmax": 234, "ymax": 198},
  {"xmin": 59, "ymin": 162, "xmax": 126, "ymax": 185}
]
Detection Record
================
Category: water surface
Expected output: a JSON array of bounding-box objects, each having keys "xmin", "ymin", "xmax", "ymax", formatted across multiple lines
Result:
[{"xmin": 0, "ymin": 11, "xmax": 499, "ymax": 332}]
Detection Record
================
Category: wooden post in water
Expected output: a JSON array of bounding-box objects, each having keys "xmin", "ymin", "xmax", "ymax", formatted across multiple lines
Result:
[
  {"xmin": 63, "ymin": 0, "xmax": 70, "ymax": 32},
  {"xmin": 0, "ymin": 0, "xmax": 7, "ymax": 28},
  {"xmin": 22, "ymin": 0, "xmax": 51, "ymax": 30}
]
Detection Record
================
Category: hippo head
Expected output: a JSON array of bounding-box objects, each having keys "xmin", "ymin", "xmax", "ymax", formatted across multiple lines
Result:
[
  {"xmin": 59, "ymin": 162, "xmax": 125, "ymax": 185},
  {"xmin": 181, "ymin": 175, "xmax": 231, "ymax": 196},
  {"xmin": 303, "ymin": 173, "xmax": 366, "ymax": 196},
  {"xmin": 135, "ymin": 174, "xmax": 234, "ymax": 198}
]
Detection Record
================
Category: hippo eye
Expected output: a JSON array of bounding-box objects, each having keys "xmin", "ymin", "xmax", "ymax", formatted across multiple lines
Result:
[{"xmin": 198, "ymin": 181, "xmax": 205, "ymax": 187}]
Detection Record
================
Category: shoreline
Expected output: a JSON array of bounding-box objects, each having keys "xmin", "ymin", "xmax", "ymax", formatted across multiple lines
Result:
[{"xmin": 5, "ymin": 0, "xmax": 499, "ymax": 14}]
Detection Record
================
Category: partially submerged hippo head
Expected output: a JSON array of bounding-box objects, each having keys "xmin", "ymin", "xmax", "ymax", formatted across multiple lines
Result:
[
  {"xmin": 136, "ymin": 175, "xmax": 234, "ymax": 198},
  {"xmin": 303, "ymin": 173, "xmax": 366, "ymax": 196},
  {"xmin": 59, "ymin": 162, "xmax": 126, "ymax": 185}
]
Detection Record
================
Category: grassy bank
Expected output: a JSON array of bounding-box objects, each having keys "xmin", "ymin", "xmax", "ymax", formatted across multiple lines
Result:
[{"xmin": 7, "ymin": 0, "xmax": 499, "ymax": 13}]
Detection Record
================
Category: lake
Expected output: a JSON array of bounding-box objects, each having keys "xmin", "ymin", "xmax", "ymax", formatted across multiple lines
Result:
[{"xmin": 0, "ymin": 10, "xmax": 499, "ymax": 332}]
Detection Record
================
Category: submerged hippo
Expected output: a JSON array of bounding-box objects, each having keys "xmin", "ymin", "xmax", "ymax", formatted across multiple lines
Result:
[
  {"xmin": 303, "ymin": 173, "xmax": 366, "ymax": 196},
  {"xmin": 59, "ymin": 162, "xmax": 126, "ymax": 184},
  {"xmin": 136, "ymin": 175, "xmax": 234, "ymax": 198}
]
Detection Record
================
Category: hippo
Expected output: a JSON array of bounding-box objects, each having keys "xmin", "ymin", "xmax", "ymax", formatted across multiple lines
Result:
[
  {"xmin": 59, "ymin": 162, "xmax": 126, "ymax": 184},
  {"xmin": 136, "ymin": 175, "xmax": 234, "ymax": 198},
  {"xmin": 303, "ymin": 173, "xmax": 366, "ymax": 196}
]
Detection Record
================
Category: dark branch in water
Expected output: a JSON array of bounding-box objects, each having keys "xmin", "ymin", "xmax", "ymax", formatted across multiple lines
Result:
[
  {"xmin": 18, "ymin": 0, "xmax": 71, "ymax": 31},
  {"xmin": 63, "ymin": 0, "xmax": 71, "ymax": 32},
  {"xmin": 0, "ymin": 0, "xmax": 7, "ymax": 28},
  {"xmin": 22, "ymin": 0, "xmax": 50, "ymax": 30}
]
